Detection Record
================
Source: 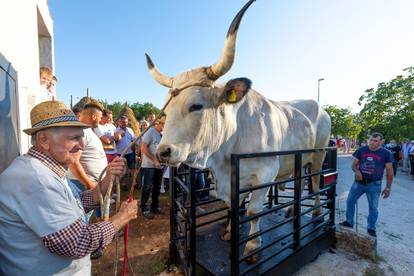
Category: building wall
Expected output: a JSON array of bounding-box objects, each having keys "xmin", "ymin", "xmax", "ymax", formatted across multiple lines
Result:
[{"xmin": 0, "ymin": 0, "xmax": 54, "ymax": 154}]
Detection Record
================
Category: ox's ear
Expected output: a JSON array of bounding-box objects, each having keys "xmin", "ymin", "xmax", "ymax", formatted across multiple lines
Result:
[{"xmin": 222, "ymin": 77, "xmax": 252, "ymax": 104}]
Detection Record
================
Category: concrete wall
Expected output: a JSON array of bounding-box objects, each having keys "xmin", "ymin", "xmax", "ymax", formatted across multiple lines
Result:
[{"xmin": 0, "ymin": 0, "xmax": 54, "ymax": 153}]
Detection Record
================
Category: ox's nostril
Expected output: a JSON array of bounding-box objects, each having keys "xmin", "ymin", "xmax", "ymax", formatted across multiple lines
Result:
[{"xmin": 161, "ymin": 147, "xmax": 171, "ymax": 158}]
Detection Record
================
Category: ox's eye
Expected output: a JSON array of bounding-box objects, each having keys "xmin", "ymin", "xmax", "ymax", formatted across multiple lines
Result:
[{"xmin": 189, "ymin": 104, "xmax": 203, "ymax": 112}]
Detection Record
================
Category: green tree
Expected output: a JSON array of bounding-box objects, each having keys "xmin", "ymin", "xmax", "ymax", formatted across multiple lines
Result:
[
  {"xmin": 324, "ymin": 104, "xmax": 361, "ymax": 139},
  {"xmin": 358, "ymin": 67, "xmax": 414, "ymax": 141},
  {"xmin": 106, "ymin": 101, "xmax": 124, "ymax": 119},
  {"xmin": 129, "ymin": 102, "xmax": 160, "ymax": 121}
]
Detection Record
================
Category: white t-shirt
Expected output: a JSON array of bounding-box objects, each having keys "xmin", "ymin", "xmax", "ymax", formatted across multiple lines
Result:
[
  {"xmin": 67, "ymin": 128, "xmax": 108, "ymax": 182},
  {"xmin": 0, "ymin": 155, "xmax": 91, "ymax": 275},
  {"xmin": 38, "ymin": 85, "xmax": 54, "ymax": 102},
  {"xmin": 141, "ymin": 127, "xmax": 162, "ymax": 168},
  {"xmin": 93, "ymin": 123, "xmax": 117, "ymax": 155}
]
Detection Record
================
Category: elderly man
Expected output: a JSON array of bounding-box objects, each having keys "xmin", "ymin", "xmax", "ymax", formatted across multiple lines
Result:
[{"xmin": 0, "ymin": 101, "xmax": 137, "ymax": 275}]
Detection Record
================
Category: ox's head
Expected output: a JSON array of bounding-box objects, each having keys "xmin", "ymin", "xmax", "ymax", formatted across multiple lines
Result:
[{"xmin": 146, "ymin": 0, "xmax": 255, "ymax": 168}]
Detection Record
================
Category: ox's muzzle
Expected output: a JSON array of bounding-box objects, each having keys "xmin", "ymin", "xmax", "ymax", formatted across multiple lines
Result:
[{"xmin": 156, "ymin": 144, "xmax": 172, "ymax": 164}]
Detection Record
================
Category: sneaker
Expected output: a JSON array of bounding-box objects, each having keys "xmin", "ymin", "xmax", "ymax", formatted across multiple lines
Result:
[
  {"xmin": 367, "ymin": 229, "xmax": 377, "ymax": 237},
  {"xmin": 151, "ymin": 207, "xmax": 164, "ymax": 214},
  {"xmin": 339, "ymin": 221, "xmax": 353, "ymax": 228},
  {"xmin": 90, "ymin": 248, "xmax": 104, "ymax": 259},
  {"xmin": 142, "ymin": 210, "xmax": 155, "ymax": 219}
]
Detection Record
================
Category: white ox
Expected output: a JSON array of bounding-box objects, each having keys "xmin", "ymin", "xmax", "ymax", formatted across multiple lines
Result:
[{"xmin": 146, "ymin": 0, "xmax": 331, "ymax": 259}]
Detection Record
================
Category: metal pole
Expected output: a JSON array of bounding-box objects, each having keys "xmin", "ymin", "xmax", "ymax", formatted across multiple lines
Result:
[
  {"xmin": 168, "ymin": 167, "xmax": 177, "ymax": 271},
  {"xmin": 318, "ymin": 78, "xmax": 324, "ymax": 104},
  {"xmin": 230, "ymin": 154, "xmax": 240, "ymax": 276},
  {"xmin": 189, "ymin": 167, "xmax": 196, "ymax": 276},
  {"xmin": 293, "ymin": 153, "xmax": 302, "ymax": 250}
]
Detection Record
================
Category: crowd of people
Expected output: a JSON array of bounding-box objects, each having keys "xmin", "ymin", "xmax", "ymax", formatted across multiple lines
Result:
[{"xmin": 0, "ymin": 67, "xmax": 174, "ymax": 274}]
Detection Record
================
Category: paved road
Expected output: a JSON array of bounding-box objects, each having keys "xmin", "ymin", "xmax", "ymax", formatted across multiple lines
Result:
[{"xmin": 296, "ymin": 154, "xmax": 414, "ymax": 276}]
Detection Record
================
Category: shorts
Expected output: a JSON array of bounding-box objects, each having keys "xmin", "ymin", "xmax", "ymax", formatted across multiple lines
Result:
[{"xmin": 124, "ymin": 152, "xmax": 136, "ymax": 169}]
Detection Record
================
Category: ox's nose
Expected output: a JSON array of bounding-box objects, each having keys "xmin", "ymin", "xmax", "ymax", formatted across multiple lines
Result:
[{"xmin": 156, "ymin": 145, "xmax": 172, "ymax": 163}]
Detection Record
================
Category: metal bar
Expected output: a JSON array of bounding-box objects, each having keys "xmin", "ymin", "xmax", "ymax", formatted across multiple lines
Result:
[
  {"xmin": 300, "ymin": 210, "xmax": 331, "ymax": 230},
  {"xmin": 239, "ymin": 216, "xmax": 294, "ymax": 244},
  {"xmin": 268, "ymin": 185, "xmax": 273, "ymax": 209},
  {"xmin": 293, "ymin": 153, "xmax": 302, "ymax": 250},
  {"xmin": 196, "ymin": 206, "xmax": 229, "ymax": 218},
  {"xmin": 240, "ymin": 241, "xmax": 295, "ymax": 276},
  {"xmin": 277, "ymin": 195, "xmax": 294, "ymax": 199},
  {"xmin": 195, "ymin": 187, "xmax": 215, "ymax": 193},
  {"xmin": 239, "ymin": 168, "xmax": 334, "ymax": 194},
  {"xmin": 300, "ymin": 200, "xmax": 332, "ymax": 217},
  {"xmin": 300, "ymin": 184, "xmax": 334, "ymax": 201},
  {"xmin": 239, "ymin": 231, "xmax": 293, "ymax": 262},
  {"xmin": 196, "ymin": 214, "xmax": 230, "ymax": 228},
  {"xmin": 240, "ymin": 200, "xmax": 294, "ymax": 224},
  {"xmin": 300, "ymin": 220, "xmax": 331, "ymax": 241},
  {"xmin": 230, "ymin": 154, "xmax": 240, "ymax": 276},
  {"xmin": 231, "ymin": 147, "xmax": 336, "ymax": 160},
  {"xmin": 328, "ymin": 150, "xmax": 337, "ymax": 226},
  {"xmin": 191, "ymin": 198, "xmax": 221, "ymax": 207},
  {"xmin": 174, "ymin": 176, "xmax": 189, "ymax": 194},
  {"xmin": 188, "ymin": 168, "xmax": 196, "ymax": 276},
  {"xmin": 168, "ymin": 167, "xmax": 178, "ymax": 271},
  {"xmin": 274, "ymin": 182, "xmax": 279, "ymax": 204}
]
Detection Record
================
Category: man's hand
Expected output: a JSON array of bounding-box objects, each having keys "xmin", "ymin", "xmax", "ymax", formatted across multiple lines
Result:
[
  {"xmin": 381, "ymin": 188, "xmax": 391, "ymax": 199},
  {"xmin": 154, "ymin": 159, "xmax": 161, "ymax": 169},
  {"xmin": 107, "ymin": 156, "xmax": 127, "ymax": 178},
  {"xmin": 354, "ymin": 170, "xmax": 363, "ymax": 181},
  {"xmin": 111, "ymin": 200, "xmax": 138, "ymax": 231}
]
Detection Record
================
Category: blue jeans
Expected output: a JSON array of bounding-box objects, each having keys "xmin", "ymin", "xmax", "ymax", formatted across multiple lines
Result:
[
  {"xmin": 140, "ymin": 168, "xmax": 163, "ymax": 212},
  {"xmin": 345, "ymin": 180, "xmax": 382, "ymax": 230}
]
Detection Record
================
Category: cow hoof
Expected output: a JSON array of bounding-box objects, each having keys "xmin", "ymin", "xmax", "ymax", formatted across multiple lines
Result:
[
  {"xmin": 245, "ymin": 253, "xmax": 260, "ymax": 263},
  {"xmin": 221, "ymin": 230, "xmax": 231, "ymax": 241},
  {"xmin": 285, "ymin": 208, "xmax": 293, "ymax": 218},
  {"xmin": 312, "ymin": 211, "xmax": 324, "ymax": 223}
]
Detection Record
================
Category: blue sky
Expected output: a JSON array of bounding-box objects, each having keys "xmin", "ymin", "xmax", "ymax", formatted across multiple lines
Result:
[{"xmin": 49, "ymin": 0, "xmax": 414, "ymax": 113}]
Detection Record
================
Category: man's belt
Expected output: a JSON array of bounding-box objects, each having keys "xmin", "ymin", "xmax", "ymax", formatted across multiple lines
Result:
[{"xmin": 356, "ymin": 179, "xmax": 377, "ymax": 185}]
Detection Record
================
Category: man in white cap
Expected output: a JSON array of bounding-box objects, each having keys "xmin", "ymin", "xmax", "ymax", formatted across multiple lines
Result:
[{"xmin": 0, "ymin": 101, "xmax": 137, "ymax": 275}]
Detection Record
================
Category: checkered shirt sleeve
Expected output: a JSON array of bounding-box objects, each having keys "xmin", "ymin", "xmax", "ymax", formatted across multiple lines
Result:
[
  {"xmin": 43, "ymin": 218, "xmax": 115, "ymax": 259},
  {"xmin": 80, "ymin": 189, "xmax": 100, "ymax": 213}
]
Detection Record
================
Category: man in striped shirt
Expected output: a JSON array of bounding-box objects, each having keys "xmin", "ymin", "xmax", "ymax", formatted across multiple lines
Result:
[{"xmin": 0, "ymin": 101, "xmax": 137, "ymax": 275}]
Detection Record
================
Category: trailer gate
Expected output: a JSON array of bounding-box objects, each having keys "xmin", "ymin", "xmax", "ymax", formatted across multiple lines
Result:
[{"xmin": 169, "ymin": 147, "xmax": 337, "ymax": 276}]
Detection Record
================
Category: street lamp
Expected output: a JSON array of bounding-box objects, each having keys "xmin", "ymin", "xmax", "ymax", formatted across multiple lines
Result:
[{"xmin": 317, "ymin": 78, "xmax": 324, "ymax": 104}]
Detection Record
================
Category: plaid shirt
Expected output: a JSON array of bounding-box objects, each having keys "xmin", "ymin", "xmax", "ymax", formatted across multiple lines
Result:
[{"xmin": 27, "ymin": 147, "xmax": 115, "ymax": 258}]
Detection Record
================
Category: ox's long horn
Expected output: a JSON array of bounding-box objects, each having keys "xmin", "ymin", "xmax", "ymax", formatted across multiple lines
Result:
[
  {"xmin": 145, "ymin": 53, "xmax": 173, "ymax": 88},
  {"xmin": 208, "ymin": 0, "xmax": 256, "ymax": 80}
]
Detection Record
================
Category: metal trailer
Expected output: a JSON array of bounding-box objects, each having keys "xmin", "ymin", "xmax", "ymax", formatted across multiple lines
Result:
[{"xmin": 168, "ymin": 147, "xmax": 337, "ymax": 276}]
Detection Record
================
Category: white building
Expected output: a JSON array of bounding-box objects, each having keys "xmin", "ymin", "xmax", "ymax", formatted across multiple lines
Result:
[{"xmin": 0, "ymin": 0, "xmax": 54, "ymax": 172}]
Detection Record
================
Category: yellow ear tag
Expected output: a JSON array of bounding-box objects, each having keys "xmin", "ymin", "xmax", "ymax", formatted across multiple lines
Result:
[{"xmin": 228, "ymin": 89, "xmax": 237, "ymax": 102}]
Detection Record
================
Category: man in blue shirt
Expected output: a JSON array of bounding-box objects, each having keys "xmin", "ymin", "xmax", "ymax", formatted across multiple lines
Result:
[{"xmin": 340, "ymin": 133, "xmax": 393, "ymax": 237}]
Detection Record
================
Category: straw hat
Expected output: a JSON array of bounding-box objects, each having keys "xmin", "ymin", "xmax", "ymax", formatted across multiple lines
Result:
[{"xmin": 23, "ymin": 101, "xmax": 89, "ymax": 135}]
